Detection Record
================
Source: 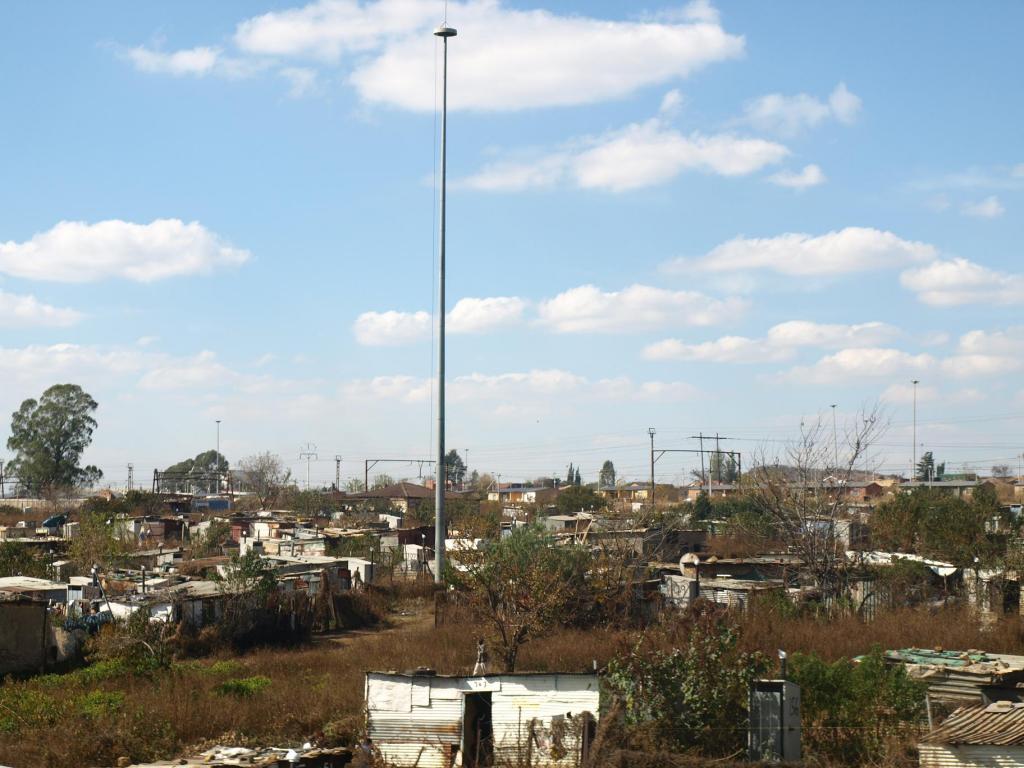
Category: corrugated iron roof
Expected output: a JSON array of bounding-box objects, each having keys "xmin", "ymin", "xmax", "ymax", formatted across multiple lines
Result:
[{"xmin": 924, "ymin": 703, "xmax": 1024, "ymax": 746}]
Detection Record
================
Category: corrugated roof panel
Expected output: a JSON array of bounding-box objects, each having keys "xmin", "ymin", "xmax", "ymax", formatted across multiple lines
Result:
[{"xmin": 925, "ymin": 704, "xmax": 1024, "ymax": 746}]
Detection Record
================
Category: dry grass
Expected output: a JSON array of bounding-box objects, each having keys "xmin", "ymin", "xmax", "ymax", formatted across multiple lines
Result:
[{"xmin": 2, "ymin": 597, "xmax": 1023, "ymax": 768}]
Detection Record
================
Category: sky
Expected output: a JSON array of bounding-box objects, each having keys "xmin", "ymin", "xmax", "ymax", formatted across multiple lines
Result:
[{"xmin": 1, "ymin": 1, "xmax": 1023, "ymax": 490}]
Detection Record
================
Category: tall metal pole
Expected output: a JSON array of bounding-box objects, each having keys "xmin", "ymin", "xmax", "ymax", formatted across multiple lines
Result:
[
  {"xmin": 830, "ymin": 405, "xmax": 838, "ymax": 471},
  {"xmin": 216, "ymin": 419, "xmax": 221, "ymax": 493},
  {"xmin": 648, "ymin": 427, "xmax": 656, "ymax": 511},
  {"xmin": 911, "ymin": 380, "xmax": 919, "ymax": 481},
  {"xmin": 434, "ymin": 23, "xmax": 456, "ymax": 585}
]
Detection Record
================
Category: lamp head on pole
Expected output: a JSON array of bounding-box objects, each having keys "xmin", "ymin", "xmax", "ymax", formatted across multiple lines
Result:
[{"xmin": 434, "ymin": 25, "xmax": 457, "ymax": 37}]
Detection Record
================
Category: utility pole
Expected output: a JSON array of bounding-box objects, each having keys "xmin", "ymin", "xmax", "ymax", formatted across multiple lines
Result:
[
  {"xmin": 334, "ymin": 456, "xmax": 342, "ymax": 491},
  {"xmin": 299, "ymin": 443, "xmax": 318, "ymax": 490},
  {"xmin": 0, "ymin": 459, "xmax": 4, "ymax": 499},
  {"xmin": 911, "ymin": 380, "xmax": 919, "ymax": 481},
  {"xmin": 433, "ymin": 20, "xmax": 457, "ymax": 585},
  {"xmin": 464, "ymin": 448, "xmax": 469, "ymax": 490},
  {"xmin": 127, "ymin": 463, "xmax": 134, "ymax": 492},
  {"xmin": 830, "ymin": 404, "xmax": 838, "ymax": 471},
  {"xmin": 648, "ymin": 427, "xmax": 656, "ymax": 511}
]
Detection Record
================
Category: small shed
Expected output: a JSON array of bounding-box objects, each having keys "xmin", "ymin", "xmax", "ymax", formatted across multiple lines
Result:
[
  {"xmin": 919, "ymin": 701, "xmax": 1024, "ymax": 767},
  {"xmin": 366, "ymin": 671, "xmax": 599, "ymax": 768}
]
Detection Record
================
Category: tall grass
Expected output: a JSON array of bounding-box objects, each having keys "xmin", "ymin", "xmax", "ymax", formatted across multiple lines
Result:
[{"xmin": 2, "ymin": 599, "xmax": 1022, "ymax": 767}]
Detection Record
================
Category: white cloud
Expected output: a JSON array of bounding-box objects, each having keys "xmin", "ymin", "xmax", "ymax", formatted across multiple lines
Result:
[
  {"xmin": 228, "ymin": 0, "xmax": 744, "ymax": 111},
  {"xmin": 881, "ymin": 382, "xmax": 939, "ymax": 404},
  {"xmin": 828, "ymin": 82, "xmax": 862, "ymax": 124},
  {"xmin": 279, "ymin": 66, "xmax": 318, "ymax": 97},
  {"xmin": 784, "ymin": 347, "xmax": 933, "ymax": 385},
  {"xmin": 941, "ymin": 354, "xmax": 1022, "ymax": 377},
  {"xmin": 643, "ymin": 335, "xmax": 789, "ymax": 363},
  {"xmin": 537, "ymin": 284, "xmax": 745, "ymax": 333},
  {"xmin": 459, "ymin": 117, "xmax": 788, "ymax": 193},
  {"xmin": 0, "ymin": 290, "xmax": 83, "ymax": 327},
  {"xmin": 124, "ymin": 45, "xmax": 221, "ymax": 76},
  {"xmin": 900, "ymin": 258, "xmax": 1024, "ymax": 306},
  {"xmin": 353, "ymin": 296, "xmax": 526, "ymax": 345},
  {"xmin": 644, "ymin": 320, "xmax": 897, "ymax": 363},
  {"xmin": 667, "ymin": 227, "xmax": 936, "ymax": 277},
  {"xmin": 573, "ymin": 121, "xmax": 788, "ymax": 192},
  {"xmin": 742, "ymin": 82, "xmax": 861, "ymax": 136},
  {"xmin": 659, "ymin": 88, "xmax": 684, "ymax": 117},
  {"xmin": 353, "ymin": 309, "xmax": 431, "ymax": 346},
  {"xmin": 961, "ymin": 195, "xmax": 1005, "ymax": 219},
  {"xmin": 448, "ymin": 296, "xmax": 526, "ymax": 333},
  {"xmin": 768, "ymin": 164, "xmax": 826, "ymax": 189},
  {"xmin": 344, "ymin": 369, "xmax": 698, "ymax": 404},
  {"xmin": 138, "ymin": 350, "xmax": 234, "ymax": 391},
  {"xmin": 765, "ymin": 320, "xmax": 897, "ymax": 348},
  {"xmin": 939, "ymin": 327, "xmax": 1024, "ymax": 378},
  {"xmin": 956, "ymin": 327, "xmax": 1024, "ymax": 356},
  {"xmin": 0, "ymin": 219, "xmax": 250, "ymax": 283}
]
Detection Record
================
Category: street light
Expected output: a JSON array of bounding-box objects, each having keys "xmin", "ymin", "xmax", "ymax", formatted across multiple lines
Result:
[
  {"xmin": 433, "ymin": 21, "xmax": 457, "ymax": 586},
  {"xmin": 911, "ymin": 380, "xmax": 920, "ymax": 481}
]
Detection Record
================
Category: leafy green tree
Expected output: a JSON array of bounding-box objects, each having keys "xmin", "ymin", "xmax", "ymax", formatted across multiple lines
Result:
[
  {"xmin": 554, "ymin": 485, "xmax": 608, "ymax": 514},
  {"xmin": 709, "ymin": 451, "xmax": 738, "ymax": 483},
  {"xmin": 599, "ymin": 460, "xmax": 616, "ymax": 489},
  {"xmin": 0, "ymin": 542, "xmax": 50, "ymax": 578},
  {"xmin": 6, "ymin": 384, "xmax": 102, "ymax": 495},
  {"xmin": 605, "ymin": 614, "xmax": 769, "ymax": 756},
  {"xmin": 788, "ymin": 646, "xmax": 924, "ymax": 764},
  {"xmin": 915, "ymin": 451, "xmax": 936, "ymax": 482},
  {"xmin": 443, "ymin": 449, "xmax": 467, "ymax": 488},
  {"xmin": 68, "ymin": 505, "xmax": 131, "ymax": 572},
  {"xmin": 565, "ymin": 463, "xmax": 574, "ymax": 487},
  {"xmin": 446, "ymin": 525, "xmax": 593, "ymax": 671},
  {"xmin": 161, "ymin": 450, "xmax": 228, "ymax": 493},
  {"xmin": 574, "ymin": 467, "xmax": 581, "ymax": 487},
  {"xmin": 345, "ymin": 478, "xmax": 366, "ymax": 492},
  {"xmin": 693, "ymin": 491, "xmax": 714, "ymax": 521}
]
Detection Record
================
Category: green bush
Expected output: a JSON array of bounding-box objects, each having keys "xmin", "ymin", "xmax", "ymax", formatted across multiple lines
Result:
[
  {"xmin": 214, "ymin": 675, "xmax": 272, "ymax": 698},
  {"xmin": 788, "ymin": 645, "xmax": 925, "ymax": 763}
]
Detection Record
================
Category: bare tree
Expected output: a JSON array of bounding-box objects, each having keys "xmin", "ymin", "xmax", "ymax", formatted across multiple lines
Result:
[
  {"xmin": 237, "ymin": 452, "xmax": 291, "ymax": 509},
  {"xmin": 742, "ymin": 404, "xmax": 886, "ymax": 601}
]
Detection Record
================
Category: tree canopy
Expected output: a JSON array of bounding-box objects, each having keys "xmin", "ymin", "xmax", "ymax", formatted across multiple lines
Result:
[
  {"xmin": 599, "ymin": 460, "xmax": 616, "ymax": 489},
  {"xmin": 6, "ymin": 384, "xmax": 102, "ymax": 495},
  {"xmin": 447, "ymin": 525, "xmax": 593, "ymax": 671}
]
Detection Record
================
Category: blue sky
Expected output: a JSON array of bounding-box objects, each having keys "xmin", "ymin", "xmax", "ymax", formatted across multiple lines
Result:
[{"xmin": 1, "ymin": 1, "xmax": 1023, "ymax": 488}]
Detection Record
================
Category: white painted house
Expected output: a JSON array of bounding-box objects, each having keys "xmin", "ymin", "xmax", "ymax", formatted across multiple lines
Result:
[{"xmin": 366, "ymin": 671, "xmax": 600, "ymax": 768}]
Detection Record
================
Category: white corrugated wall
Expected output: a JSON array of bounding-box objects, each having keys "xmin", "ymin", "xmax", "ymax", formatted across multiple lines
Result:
[
  {"xmin": 918, "ymin": 744, "xmax": 1024, "ymax": 767},
  {"xmin": 367, "ymin": 673, "xmax": 600, "ymax": 768}
]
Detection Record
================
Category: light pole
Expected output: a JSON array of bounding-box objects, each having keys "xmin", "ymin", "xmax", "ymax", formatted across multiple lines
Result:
[
  {"xmin": 433, "ymin": 21, "xmax": 457, "ymax": 585},
  {"xmin": 830, "ymin": 404, "xmax": 838, "ymax": 471},
  {"xmin": 911, "ymin": 380, "xmax": 919, "ymax": 481}
]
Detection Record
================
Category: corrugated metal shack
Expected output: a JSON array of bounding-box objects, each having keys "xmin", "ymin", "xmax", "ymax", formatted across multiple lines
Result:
[
  {"xmin": 882, "ymin": 648, "xmax": 1024, "ymax": 704},
  {"xmin": 366, "ymin": 671, "xmax": 599, "ymax": 768},
  {"xmin": 919, "ymin": 701, "xmax": 1024, "ymax": 767}
]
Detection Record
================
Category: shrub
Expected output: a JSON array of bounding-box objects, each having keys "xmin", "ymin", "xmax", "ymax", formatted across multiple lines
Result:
[
  {"xmin": 788, "ymin": 645, "xmax": 925, "ymax": 764},
  {"xmin": 214, "ymin": 675, "xmax": 272, "ymax": 698}
]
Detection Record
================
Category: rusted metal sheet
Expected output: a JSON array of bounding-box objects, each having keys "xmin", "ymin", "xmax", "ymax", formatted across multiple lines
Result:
[{"xmin": 924, "ymin": 703, "xmax": 1024, "ymax": 746}]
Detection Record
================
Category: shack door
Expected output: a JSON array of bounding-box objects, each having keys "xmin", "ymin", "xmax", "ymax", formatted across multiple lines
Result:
[{"xmin": 462, "ymin": 692, "xmax": 493, "ymax": 767}]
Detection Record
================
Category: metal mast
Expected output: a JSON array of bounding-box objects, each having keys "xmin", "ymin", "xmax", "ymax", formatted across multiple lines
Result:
[{"xmin": 434, "ymin": 21, "xmax": 456, "ymax": 584}]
